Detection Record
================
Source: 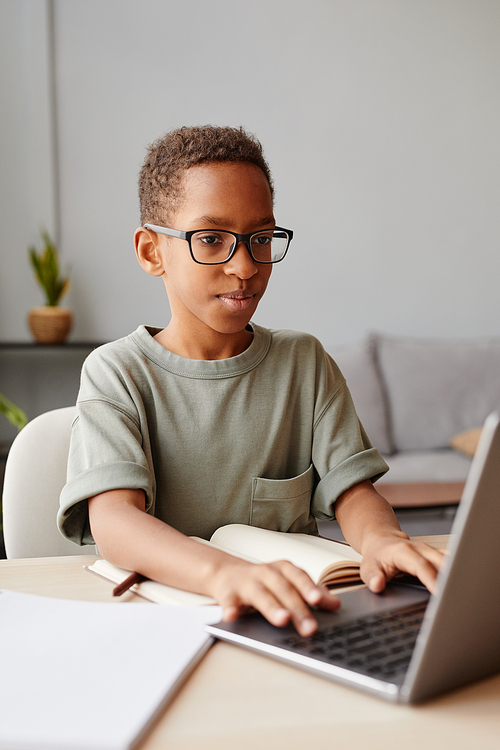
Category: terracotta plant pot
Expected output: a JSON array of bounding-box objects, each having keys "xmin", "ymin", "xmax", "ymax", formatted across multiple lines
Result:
[{"xmin": 28, "ymin": 306, "xmax": 73, "ymax": 344}]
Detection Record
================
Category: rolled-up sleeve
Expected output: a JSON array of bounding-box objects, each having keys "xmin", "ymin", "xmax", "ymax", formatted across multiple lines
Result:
[
  {"xmin": 58, "ymin": 399, "xmax": 155, "ymax": 545},
  {"xmin": 311, "ymin": 381, "xmax": 389, "ymax": 520}
]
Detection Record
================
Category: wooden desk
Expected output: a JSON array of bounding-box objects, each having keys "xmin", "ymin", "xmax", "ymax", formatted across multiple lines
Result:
[{"xmin": 1, "ymin": 545, "xmax": 499, "ymax": 750}]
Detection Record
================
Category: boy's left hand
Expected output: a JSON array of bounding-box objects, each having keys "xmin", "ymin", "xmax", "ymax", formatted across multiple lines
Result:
[
  {"xmin": 334, "ymin": 480, "xmax": 446, "ymax": 594},
  {"xmin": 359, "ymin": 531, "xmax": 445, "ymax": 594}
]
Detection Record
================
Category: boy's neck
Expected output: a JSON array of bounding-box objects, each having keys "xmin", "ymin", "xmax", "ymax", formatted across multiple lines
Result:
[{"xmin": 153, "ymin": 323, "xmax": 254, "ymax": 361}]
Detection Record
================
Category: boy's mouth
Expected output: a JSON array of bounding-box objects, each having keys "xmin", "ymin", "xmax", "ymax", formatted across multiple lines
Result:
[{"xmin": 217, "ymin": 291, "xmax": 255, "ymax": 312}]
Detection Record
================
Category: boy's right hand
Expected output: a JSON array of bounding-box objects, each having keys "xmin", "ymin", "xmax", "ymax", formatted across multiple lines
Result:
[
  {"xmin": 208, "ymin": 556, "xmax": 341, "ymax": 637},
  {"xmin": 88, "ymin": 491, "xmax": 339, "ymax": 637}
]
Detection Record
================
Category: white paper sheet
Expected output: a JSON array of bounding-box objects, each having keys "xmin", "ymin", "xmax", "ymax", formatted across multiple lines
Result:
[{"xmin": 0, "ymin": 590, "xmax": 222, "ymax": 750}]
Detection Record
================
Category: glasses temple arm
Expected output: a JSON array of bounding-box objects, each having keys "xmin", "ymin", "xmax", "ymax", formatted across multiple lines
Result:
[{"xmin": 143, "ymin": 224, "xmax": 186, "ymax": 240}]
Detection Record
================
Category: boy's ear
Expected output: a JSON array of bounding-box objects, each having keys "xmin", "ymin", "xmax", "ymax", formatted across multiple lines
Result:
[{"xmin": 134, "ymin": 227, "xmax": 165, "ymax": 277}]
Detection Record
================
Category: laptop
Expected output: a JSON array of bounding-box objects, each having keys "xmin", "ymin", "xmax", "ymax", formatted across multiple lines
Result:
[{"xmin": 206, "ymin": 412, "xmax": 500, "ymax": 704}]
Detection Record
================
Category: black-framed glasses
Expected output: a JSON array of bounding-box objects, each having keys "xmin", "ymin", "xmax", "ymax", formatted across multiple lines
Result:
[{"xmin": 143, "ymin": 223, "xmax": 293, "ymax": 265}]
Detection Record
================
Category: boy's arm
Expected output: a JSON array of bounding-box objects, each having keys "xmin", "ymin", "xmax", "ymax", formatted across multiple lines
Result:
[
  {"xmin": 88, "ymin": 489, "xmax": 339, "ymax": 636},
  {"xmin": 334, "ymin": 480, "xmax": 445, "ymax": 593}
]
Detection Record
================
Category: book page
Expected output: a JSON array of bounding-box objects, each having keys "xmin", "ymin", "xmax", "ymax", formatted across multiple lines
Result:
[
  {"xmin": 288, "ymin": 533, "xmax": 362, "ymax": 561},
  {"xmin": 210, "ymin": 524, "xmax": 361, "ymax": 585},
  {"xmin": 191, "ymin": 535, "xmax": 261, "ymax": 563}
]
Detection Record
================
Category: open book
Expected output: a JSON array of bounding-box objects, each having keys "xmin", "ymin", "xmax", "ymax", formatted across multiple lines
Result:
[{"xmin": 87, "ymin": 524, "xmax": 362, "ymax": 606}]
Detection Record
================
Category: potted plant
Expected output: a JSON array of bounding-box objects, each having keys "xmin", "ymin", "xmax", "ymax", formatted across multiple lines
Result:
[{"xmin": 28, "ymin": 230, "xmax": 72, "ymax": 344}]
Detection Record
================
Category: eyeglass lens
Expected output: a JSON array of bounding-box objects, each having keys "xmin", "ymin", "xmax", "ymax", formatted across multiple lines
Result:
[{"xmin": 190, "ymin": 230, "xmax": 289, "ymax": 264}]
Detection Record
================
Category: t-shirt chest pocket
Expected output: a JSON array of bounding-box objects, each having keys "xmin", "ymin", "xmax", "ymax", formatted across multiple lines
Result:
[{"xmin": 250, "ymin": 464, "xmax": 317, "ymax": 534}]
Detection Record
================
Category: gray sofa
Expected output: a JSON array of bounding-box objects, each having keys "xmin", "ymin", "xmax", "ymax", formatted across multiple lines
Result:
[{"xmin": 327, "ymin": 333, "xmax": 500, "ymax": 507}]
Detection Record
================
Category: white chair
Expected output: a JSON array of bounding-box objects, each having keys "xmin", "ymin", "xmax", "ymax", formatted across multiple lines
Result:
[{"xmin": 2, "ymin": 406, "xmax": 95, "ymax": 558}]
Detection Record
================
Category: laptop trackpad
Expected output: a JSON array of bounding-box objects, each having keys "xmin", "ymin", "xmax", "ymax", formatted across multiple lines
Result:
[{"xmin": 318, "ymin": 583, "xmax": 430, "ymax": 628}]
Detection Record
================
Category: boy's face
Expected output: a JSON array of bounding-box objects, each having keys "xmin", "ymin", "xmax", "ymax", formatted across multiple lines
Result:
[{"xmin": 141, "ymin": 162, "xmax": 275, "ymax": 353}]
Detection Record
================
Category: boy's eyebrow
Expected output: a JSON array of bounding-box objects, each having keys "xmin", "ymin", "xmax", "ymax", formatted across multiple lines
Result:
[{"xmin": 192, "ymin": 215, "xmax": 276, "ymax": 229}]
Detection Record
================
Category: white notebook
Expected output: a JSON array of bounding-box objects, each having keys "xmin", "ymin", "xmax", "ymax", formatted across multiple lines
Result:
[{"xmin": 0, "ymin": 590, "xmax": 222, "ymax": 750}]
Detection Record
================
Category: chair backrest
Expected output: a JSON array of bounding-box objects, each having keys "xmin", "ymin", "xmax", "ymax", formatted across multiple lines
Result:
[{"xmin": 2, "ymin": 406, "xmax": 94, "ymax": 558}]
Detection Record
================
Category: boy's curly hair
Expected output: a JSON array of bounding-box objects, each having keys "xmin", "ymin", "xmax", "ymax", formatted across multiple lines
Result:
[{"xmin": 138, "ymin": 125, "xmax": 274, "ymax": 226}]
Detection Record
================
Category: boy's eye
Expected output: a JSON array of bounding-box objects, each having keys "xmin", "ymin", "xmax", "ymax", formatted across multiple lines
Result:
[
  {"xmin": 191, "ymin": 231, "xmax": 234, "ymax": 262},
  {"xmin": 196, "ymin": 233, "xmax": 224, "ymax": 245},
  {"xmin": 252, "ymin": 234, "xmax": 272, "ymax": 246}
]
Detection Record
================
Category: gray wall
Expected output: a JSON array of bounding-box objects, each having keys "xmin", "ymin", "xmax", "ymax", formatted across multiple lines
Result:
[{"xmin": 1, "ymin": 0, "xmax": 500, "ymax": 347}]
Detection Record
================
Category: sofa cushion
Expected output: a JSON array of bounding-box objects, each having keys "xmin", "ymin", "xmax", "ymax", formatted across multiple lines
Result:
[
  {"xmin": 450, "ymin": 427, "xmax": 482, "ymax": 457},
  {"xmin": 326, "ymin": 339, "xmax": 393, "ymax": 455},
  {"xmin": 373, "ymin": 333, "xmax": 500, "ymax": 451},
  {"xmin": 378, "ymin": 448, "xmax": 471, "ymax": 483}
]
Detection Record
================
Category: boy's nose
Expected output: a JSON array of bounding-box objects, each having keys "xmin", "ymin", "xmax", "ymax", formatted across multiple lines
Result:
[{"xmin": 224, "ymin": 240, "xmax": 258, "ymax": 278}]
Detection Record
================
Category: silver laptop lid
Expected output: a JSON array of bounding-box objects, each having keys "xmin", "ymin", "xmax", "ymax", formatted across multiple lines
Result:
[{"xmin": 402, "ymin": 411, "xmax": 500, "ymax": 702}]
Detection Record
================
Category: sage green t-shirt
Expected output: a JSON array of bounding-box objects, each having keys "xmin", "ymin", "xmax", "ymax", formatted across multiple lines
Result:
[{"xmin": 58, "ymin": 324, "xmax": 388, "ymax": 544}]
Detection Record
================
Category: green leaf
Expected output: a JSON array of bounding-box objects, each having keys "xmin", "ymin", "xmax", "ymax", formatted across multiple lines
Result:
[
  {"xmin": 0, "ymin": 393, "xmax": 27, "ymax": 431},
  {"xmin": 28, "ymin": 230, "xmax": 69, "ymax": 306}
]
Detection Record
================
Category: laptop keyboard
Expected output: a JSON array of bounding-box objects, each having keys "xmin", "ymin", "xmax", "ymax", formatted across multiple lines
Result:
[{"xmin": 278, "ymin": 600, "xmax": 427, "ymax": 681}]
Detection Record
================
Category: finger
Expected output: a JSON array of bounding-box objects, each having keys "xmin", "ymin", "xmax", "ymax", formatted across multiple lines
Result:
[
  {"xmin": 404, "ymin": 554, "xmax": 441, "ymax": 593},
  {"xmin": 215, "ymin": 567, "xmax": 303, "ymax": 631},
  {"xmin": 246, "ymin": 565, "xmax": 317, "ymax": 636},
  {"xmin": 359, "ymin": 557, "xmax": 391, "ymax": 592},
  {"xmin": 275, "ymin": 560, "xmax": 341, "ymax": 611},
  {"xmin": 217, "ymin": 586, "xmax": 255, "ymax": 622},
  {"xmin": 222, "ymin": 605, "xmax": 240, "ymax": 622},
  {"xmin": 368, "ymin": 572, "xmax": 387, "ymax": 593},
  {"xmin": 407, "ymin": 540, "xmax": 446, "ymax": 561},
  {"xmin": 367, "ymin": 543, "xmax": 442, "ymax": 594},
  {"xmin": 261, "ymin": 563, "xmax": 340, "ymax": 636},
  {"xmin": 221, "ymin": 603, "xmax": 253, "ymax": 622},
  {"xmin": 414, "ymin": 543, "xmax": 446, "ymax": 569},
  {"xmin": 245, "ymin": 579, "xmax": 296, "ymax": 628},
  {"xmin": 394, "ymin": 543, "xmax": 445, "ymax": 593},
  {"xmin": 221, "ymin": 591, "xmax": 290, "ymax": 627}
]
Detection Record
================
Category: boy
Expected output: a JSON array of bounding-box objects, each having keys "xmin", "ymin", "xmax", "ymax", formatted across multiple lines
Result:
[{"xmin": 58, "ymin": 125, "xmax": 443, "ymax": 637}]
